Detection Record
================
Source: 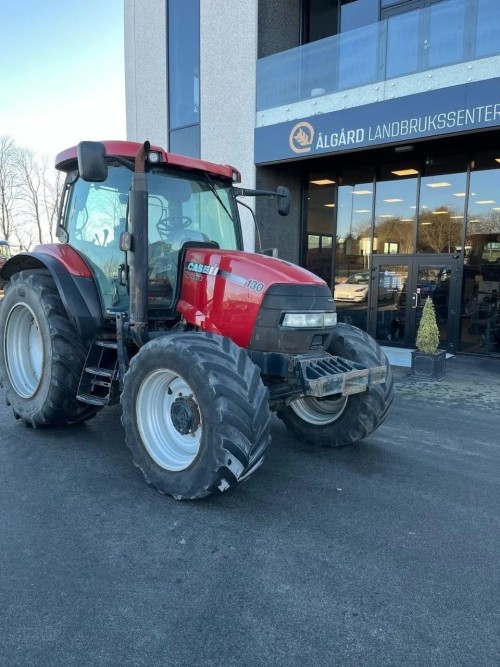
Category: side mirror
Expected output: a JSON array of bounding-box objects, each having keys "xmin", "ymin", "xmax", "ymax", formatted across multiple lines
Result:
[
  {"xmin": 77, "ymin": 141, "xmax": 108, "ymax": 182},
  {"xmin": 277, "ymin": 186, "xmax": 290, "ymax": 216}
]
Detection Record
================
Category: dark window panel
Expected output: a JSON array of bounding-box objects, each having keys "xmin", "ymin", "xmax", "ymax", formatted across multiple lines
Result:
[
  {"xmin": 168, "ymin": 0, "xmax": 200, "ymax": 131},
  {"xmin": 169, "ymin": 125, "xmax": 200, "ymax": 159}
]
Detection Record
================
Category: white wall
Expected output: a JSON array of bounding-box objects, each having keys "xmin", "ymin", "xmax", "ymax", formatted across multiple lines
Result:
[
  {"xmin": 200, "ymin": 0, "xmax": 258, "ymax": 250},
  {"xmin": 124, "ymin": 0, "xmax": 169, "ymax": 147}
]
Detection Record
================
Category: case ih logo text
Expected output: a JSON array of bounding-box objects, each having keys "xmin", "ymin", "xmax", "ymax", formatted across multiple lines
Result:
[
  {"xmin": 186, "ymin": 262, "xmax": 219, "ymax": 276},
  {"xmin": 289, "ymin": 121, "xmax": 315, "ymax": 154}
]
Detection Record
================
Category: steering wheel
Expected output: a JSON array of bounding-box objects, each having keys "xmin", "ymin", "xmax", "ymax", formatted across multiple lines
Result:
[{"xmin": 157, "ymin": 216, "xmax": 192, "ymax": 241}]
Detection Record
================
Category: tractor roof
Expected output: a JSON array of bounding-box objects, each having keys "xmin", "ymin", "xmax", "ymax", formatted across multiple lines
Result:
[{"xmin": 55, "ymin": 140, "xmax": 240, "ymax": 182}]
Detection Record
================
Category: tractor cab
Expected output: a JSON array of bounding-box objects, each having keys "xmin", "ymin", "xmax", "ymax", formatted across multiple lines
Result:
[{"xmin": 57, "ymin": 143, "xmax": 242, "ymax": 318}]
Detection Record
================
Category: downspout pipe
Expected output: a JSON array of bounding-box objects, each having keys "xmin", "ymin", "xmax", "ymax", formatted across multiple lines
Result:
[{"xmin": 128, "ymin": 141, "xmax": 150, "ymax": 347}]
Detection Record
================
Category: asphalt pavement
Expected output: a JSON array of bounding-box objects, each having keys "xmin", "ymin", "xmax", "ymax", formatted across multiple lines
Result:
[{"xmin": 0, "ymin": 354, "xmax": 499, "ymax": 667}]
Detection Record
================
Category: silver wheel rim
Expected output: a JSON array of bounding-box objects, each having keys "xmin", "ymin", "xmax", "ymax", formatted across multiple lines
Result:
[
  {"xmin": 4, "ymin": 303, "xmax": 44, "ymax": 398},
  {"xmin": 136, "ymin": 369, "xmax": 202, "ymax": 471},
  {"xmin": 290, "ymin": 394, "xmax": 348, "ymax": 425}
]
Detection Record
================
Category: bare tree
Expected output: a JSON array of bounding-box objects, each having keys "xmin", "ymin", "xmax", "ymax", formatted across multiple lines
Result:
[
  {"xmin": 0, "ymin": 136, "xmax": 64, "ymax": 252},
  {"xmin": 15, "ymin": 224, "xmax": 37, "ymax": 252},
  {"xmin": 15, "ymin": 146, "xmax": 45, "ymax": 245},
  {"xmin": 41, "ymin": 156, "xmax": 63, "ymax": 243},
  {"xmin": 0, "ymin": 136, "xmax": 17, "ymax": 241}
]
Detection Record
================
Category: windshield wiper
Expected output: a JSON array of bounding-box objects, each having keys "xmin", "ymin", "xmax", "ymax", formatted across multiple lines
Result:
[{"xmin": 203, "ymin": 173, "xmax": 235, "ymax": 223}]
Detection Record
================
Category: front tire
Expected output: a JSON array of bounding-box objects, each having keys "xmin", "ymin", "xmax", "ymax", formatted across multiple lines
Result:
[
  {"xmin": 0, "ymin": 271, "xmax": 101, "ymax": 427},
  {"xmin": 121, "ymin": 332, "xmax": 271, "ymax": 500},
  {"xmin": 277, "ymin": 323, "xmax": 393, "ymax": 448}
]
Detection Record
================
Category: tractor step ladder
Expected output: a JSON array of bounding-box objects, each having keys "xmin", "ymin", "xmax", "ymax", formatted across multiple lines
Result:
[{"xmin": 77, "ymin": 335, "xmax": 121, "ymax": 407}]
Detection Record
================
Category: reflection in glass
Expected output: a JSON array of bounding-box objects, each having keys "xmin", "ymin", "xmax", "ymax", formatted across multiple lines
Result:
[
  {"xmin": 428, "ymin": 1, "xmax": 466, "ymax": 68},
  {"xmin": 375, "ymin": 169, "xmax": 417, "ymax": 254},
  {"xmin": 334, "ymin": 170, "xmax": 374, "ymax": 330},
  {"xmin": 304, "ymin": 173, "xmax": 336, "ymax": 286},
  {"xmin": 338, "ymin": 23, "xmax": 379, "ymax": 89},
  {"xmin": 386, "ymin": 11, "xmax": 419, "ymax": 79},
  {"xmin": 418, "ymin": 164, "xmax": 466, "ymax": 253},
  {"xmin": 416, "ymin": 264, "xmax": 451, "ymax": 349},
  {"xmin": 466, "ymin": 160, "xmax": 500, "ymax": 263},
  {"xmin": 375, "ymin": 263, "xmax": 408, "ymax": 344},
  {"xmin": 460, "ymin": 155, "xmax": 500, "ymax": 354},
  {"xmin": 168, "ymin": 0, "xmax": 200, "ymax": 130}
]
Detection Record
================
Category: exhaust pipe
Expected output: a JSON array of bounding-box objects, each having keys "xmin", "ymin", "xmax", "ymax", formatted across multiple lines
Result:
[{"xmin": 128, "ymin": 141, "xmax": 150, "ymax": 347}]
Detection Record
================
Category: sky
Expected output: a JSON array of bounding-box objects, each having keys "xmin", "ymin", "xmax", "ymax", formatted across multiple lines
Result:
[{"xmin": 0, "ymin": 0, "xmax": 126, "ymax": 163}]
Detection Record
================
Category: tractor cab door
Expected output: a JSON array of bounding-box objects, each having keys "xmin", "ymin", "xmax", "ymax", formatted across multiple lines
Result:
[
  {"xmin": 145, "ymin": 168, "xmax": 241, "ymax": 314},
  {"xmin": 64, "ymin": 165, "xmax": 132, "ymax": 312}
]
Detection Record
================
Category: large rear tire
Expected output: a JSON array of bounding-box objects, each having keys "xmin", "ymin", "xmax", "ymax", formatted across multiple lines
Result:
[
  {"xmin": 121, "ymin": 332, "xmax": 271, "ymax": 500},
  {"xmin": 0, "ymin": 271, "xmax": 101, "ymax": 427},
  {"xmin": 277, "ymin": 323, "xmax": 393, "ymax": 448}
]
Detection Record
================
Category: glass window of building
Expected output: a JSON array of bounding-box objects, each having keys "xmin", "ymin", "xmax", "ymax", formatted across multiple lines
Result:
[
  {"xmin": 460, "ymin": 151, "xmax": 500, "ymax": 355},
  {"xmin": 334, "ymin": 168, "xmax": 374, "ymax": 330},
  {"xmin": 340, "ymin": 0, "xmax": 378, "ymax": 31},
  {"xmin": 168, "ymin": 0, "xmax": 200, "ymax": 157},
  {"xmin": 417, "ymin": 156, "xmax": 467, "ymax": 253},
  {"xmin": 374, "ymin": 163, "xmax": 418, "ymax": 254},
  {"xmin": 303, "ymin": 0, "xmax": 378, "ymax": 43},
  {"xmin": 304, "ymin": 0, "xmax": 340, "ymax": 43},
  {"xmin": 304, "ymin": 172, "xmax": 336, "ymax": 285}
]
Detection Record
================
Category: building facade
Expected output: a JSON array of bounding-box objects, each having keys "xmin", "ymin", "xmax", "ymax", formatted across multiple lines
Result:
[{"xmin": 125, "ymin": 0, "xmax": 500, "ymax": 357}]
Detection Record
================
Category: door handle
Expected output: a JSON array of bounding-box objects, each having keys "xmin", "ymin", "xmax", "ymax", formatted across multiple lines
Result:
[{"xmin": 412, "ymin": 292, "xmax": 418, "ymax": 309}]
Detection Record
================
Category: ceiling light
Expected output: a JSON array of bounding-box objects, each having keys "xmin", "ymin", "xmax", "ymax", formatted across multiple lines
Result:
[
  {"xmin": 450, "ymin": 215, "xmax": 462, "ymax": 219},
  {"xmin": 426, "ymin": 182, "xmax": 452, "ymax": 188},
  {"xmin": 401, "ymin": 218, "xmax": 413, "ymax": 222},
  {"xmin": 394, "ymin": 145, "xmax": 414, "ymax": 153},
  {"xmin": 384, "ymin": 198, "xmax": 403, "ymax": 203},
  {"xmin": 475, "ymin": 200, "xmax": 495, "ymax": 204},
  {"xmin": 421, "ymin": 222, "xmax": 432, "ymax": 225},
  {"xmin": 354, "ymin": 209, "xmax": 370, "ymax": 213},
  {"xmin": 495, "ymin": 158, "xmax": 500, "ymax": 163},
  {"xmin": 323, "ymin": 203, "xmax": 335, "ymax": 208},
  {"xmin": 311, "ymin": 179, "xmax": 335, "ymax": 185},
  {"xmin": 352, "ymin": 190, "xmax": 372, "ymax": 195},
  {"xmin": 379, "ymin": 214, "xmax": 394, "ymax": 218},
  {"xmin": 391, "ymin": 169, "xmax": 418, "ymax": 176},
  {"xmin": 469, "ymin": 219, "xmax": 479, "ymax": 222},
  {"xmin": 493, "ymin": 207, "xmax": 500, "ymax": 211},
  {"xmin": 432, "ymin": 210, "xmax": 449, "ymax": 215},
  {"xmin": 454, "ymin": 192, "xmax": 466, "ymax": 197}
]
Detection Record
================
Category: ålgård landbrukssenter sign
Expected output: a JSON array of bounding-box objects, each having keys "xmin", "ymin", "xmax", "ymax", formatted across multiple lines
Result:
[{"xmin": 254, "ymin": 78, "xmax": 500, "ymax": 164}]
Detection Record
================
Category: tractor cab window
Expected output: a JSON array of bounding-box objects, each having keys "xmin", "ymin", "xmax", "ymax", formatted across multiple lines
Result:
[
  {"xmin": 65, "ymin": 165, "xmax": 131, "ymax": 311},
  {"xmin": 147, "ymin": 169, "xmax": 238, "ymax": 249},
  {"xmin": 146, "ymin": 169, "xmax": 239, "ymax": 310}
]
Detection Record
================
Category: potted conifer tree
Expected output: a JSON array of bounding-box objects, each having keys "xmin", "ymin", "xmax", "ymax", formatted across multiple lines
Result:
[{"xmin": 411, "ymin": 297, "xmax": 446, "ymax": 380}]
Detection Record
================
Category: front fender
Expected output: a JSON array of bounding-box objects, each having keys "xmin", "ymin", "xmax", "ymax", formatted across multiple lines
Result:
[{"xmin": 1, "ymin": 251, "xmax": 104, "ymax": 340}]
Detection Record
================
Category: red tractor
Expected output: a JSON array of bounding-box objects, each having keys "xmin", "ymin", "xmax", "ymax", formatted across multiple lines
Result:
[{"xmin": 0, "ymin": 141, "xmax": 393, "ymax": 499}]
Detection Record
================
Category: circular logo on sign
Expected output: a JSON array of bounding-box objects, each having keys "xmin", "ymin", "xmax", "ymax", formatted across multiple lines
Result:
[{"xmin": 289, "ymin": 121, "xmax": 315, "ymax": 154}]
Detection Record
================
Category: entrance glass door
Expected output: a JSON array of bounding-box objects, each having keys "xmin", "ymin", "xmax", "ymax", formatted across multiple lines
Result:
[{"xmin": 370, "ymin": 254, "xmax": 461, "ymax": 352}]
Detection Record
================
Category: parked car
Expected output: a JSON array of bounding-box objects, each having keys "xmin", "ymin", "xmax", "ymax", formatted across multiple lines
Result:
[{"xmin": 334, "ymin": 272, "xmax": 371, "ymax": 302}]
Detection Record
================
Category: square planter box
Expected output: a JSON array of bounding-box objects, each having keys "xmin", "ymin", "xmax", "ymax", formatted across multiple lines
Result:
[{"xmin": 410, "ymin": 349, "xmax": 446, "ymax": 380}]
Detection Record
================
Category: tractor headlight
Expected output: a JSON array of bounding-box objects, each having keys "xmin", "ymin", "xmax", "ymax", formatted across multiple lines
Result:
[
  {"xmin": 282, "ymin": 312, "xmax": 337, "ymax": 328},
  {"xmin": 147, "ymin": 151, "xmax": 161, "ymax": 164}
]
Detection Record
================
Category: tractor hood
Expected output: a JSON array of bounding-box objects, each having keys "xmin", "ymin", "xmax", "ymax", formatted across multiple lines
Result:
[{"xmin": 178, "ymin": 248, "xmax": 334, "ymax": 349}]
